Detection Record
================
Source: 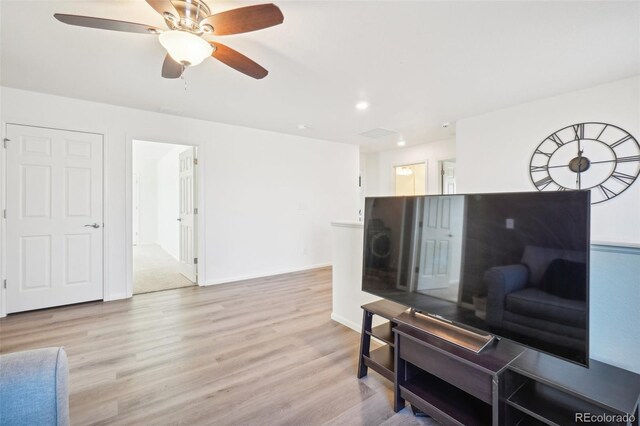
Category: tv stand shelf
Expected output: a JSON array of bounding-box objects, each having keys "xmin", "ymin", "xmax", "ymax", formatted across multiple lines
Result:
[
  {"xmin": 369, "ymin": 323, "xmax": 394, "ymax": 347},
  {"xmin": 502, "ymin": 350, "xmax": 640, "ymax": 426},
  {"xmin": 506, "ymin": 380, "xmax": 607, "ymax": 426},
  {"xmin": 355, "ymin": 301, "xmax": 640, "ymax": 426},
  {"xmin": 364, "ymin": 346, "xmax": 394, "ymax": 381},
  {"xmin": 400, "ymin": 370, "xmax": 492, "ymax": 426}
]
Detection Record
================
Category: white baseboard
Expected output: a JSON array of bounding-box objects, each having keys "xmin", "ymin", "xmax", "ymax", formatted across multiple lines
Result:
[
  {"xmin": 331, "ymin": 312, "xmax": 362, "ymax": 333},
  {"xmin": 103, "ymin": 292, "xmax": 128, "ymax": 301},
  {"xmin": 202, "ymin": 263, "xmax": 332, "ymax": 286}
]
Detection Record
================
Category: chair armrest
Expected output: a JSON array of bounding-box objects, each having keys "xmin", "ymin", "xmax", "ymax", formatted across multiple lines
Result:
[
  {"xmin": 0, "ymin": 347, "xmax": 69, "ymax": 426},
  {"xmin": 485, "ymin": 264, "xmax": 529, "ymax": 328}
]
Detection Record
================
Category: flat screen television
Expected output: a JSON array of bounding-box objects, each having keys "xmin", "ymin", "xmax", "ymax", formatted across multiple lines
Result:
[{"xmin": 362, "ymin": 191, "xmax": 590, "ymax": 366}]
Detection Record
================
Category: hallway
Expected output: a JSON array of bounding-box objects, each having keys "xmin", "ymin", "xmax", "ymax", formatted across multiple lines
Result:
[{"xmin": 133, "ymin": 244, "xmax": 195, "ymax": 294}]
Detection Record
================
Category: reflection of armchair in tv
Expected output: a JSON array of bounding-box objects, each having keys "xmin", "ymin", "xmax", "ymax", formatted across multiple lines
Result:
[{"xmin": 484, "ymin": 245, "xmax": 587, "ymax": 351}]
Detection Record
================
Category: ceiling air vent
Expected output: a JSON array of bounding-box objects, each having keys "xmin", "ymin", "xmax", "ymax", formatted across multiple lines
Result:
[{"xmin": 358, "ymin": 128, "xmax": 398, "ymax": 139}]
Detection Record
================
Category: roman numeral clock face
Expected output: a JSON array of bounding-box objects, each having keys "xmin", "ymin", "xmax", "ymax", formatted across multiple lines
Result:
[{"xmin": 529, "ymin": 122, "xmax": 640, "ymax": 204}]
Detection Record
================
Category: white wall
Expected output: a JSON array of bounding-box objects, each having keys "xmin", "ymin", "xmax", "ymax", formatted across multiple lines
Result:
[
  {"xmin": 0, "ymin": 87, "xmax": 359, "ymax": 314},
  {"xmin": 132, "ymin": 156, "xmax": 158, "ymax": 244},
  {"xmin": 330, "ymin": 222, "xmax": 384, "ymax": 331},
  {"xmin": 362, "ymin": 139, "xmax": 456, "ymax": 197},
  {"xmin": 156, "ymin": 145, "xmax": 184, "ymax": 260},
  {"xmin": 456, "ymin": 76, "xmax": 640, "ymax": 244}
]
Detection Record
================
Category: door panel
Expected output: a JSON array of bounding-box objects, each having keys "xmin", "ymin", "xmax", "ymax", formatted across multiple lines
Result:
[
  {"xmin": 65, "ymin": 234, "xmax": 92, "ymax": 284},
  {"xmin": 66, "ymin": 167, "xmax": 92, "ymax": 216},
  {"xmin": 22, "ymin": 165, "xmax": 52, "ymax": 217},
  {"xmin": 21, "ymin": 235, "xmax": 52, "ymax": 290},
  {"xmin": 6, "ymin": 124, "xmax": 103, "ymax": 313},
  {"xmin": 418, "ymin": 197, "xmax": 452, "ymax": 290},
  {"xmin": 178, "ymin": 147, "xmax": 197, "ymax": 283}
]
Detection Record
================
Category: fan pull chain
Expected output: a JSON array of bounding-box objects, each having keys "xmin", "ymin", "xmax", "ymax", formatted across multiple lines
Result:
[{"xmin": 181, "ymin": 64, "xmax": 187, "ymax": 91}]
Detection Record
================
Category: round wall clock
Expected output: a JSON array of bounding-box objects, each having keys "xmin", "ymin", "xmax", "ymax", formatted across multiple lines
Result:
[{"xmin": 529, "ymin": 122, "xmax": 640, "ymax": 204}]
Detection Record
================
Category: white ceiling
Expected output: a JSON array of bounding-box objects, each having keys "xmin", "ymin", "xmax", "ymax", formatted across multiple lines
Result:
[{"xmin": 2, "ymin": 1, "xmax": 639, "ymax": 151}]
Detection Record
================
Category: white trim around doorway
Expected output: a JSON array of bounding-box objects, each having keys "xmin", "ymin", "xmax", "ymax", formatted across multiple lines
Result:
[{"xmin": 124, "ymin": 135, "xmax": 207, "ymax": 298}]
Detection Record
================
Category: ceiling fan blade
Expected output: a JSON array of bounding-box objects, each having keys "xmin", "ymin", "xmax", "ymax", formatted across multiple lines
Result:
[
  {"xmin": 54, "ymin": 14, "xmax": 161, "ymax": 34},
  {"xmin": 210, "ymin": 42, "xmax": 268, "ymax": 79},
  {"xmin": 201, "ymin": 4, "xmax": 284, "ymax": 36},
  {"xmin": 145, "ymin": 0, "xmax": 179, "ymax": 19},
  {"xmin": 162, "ymin": 54, "xmax": 184, "ymax": 79}
]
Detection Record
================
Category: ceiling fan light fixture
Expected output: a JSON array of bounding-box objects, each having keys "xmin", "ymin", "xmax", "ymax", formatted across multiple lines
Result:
[{"xmin": 159, "ymin": 30, "xmax": 213, "ymax": 67}]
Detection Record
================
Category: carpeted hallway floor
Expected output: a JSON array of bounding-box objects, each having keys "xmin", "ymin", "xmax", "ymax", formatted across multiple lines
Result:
[{"xmin": 133, "ymin": 244, "xmax": 195, "ymax": 294}]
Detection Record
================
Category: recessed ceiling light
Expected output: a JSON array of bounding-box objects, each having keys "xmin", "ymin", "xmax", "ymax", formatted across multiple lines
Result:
[
  {"xmin": 297, "ymin": 124, "xmax": 308, "ymax": 130},
  {"xmin": 397, "ymin": 140, "xmax": 406, "ymax": 147},
  {"xmin": 356, "ymin": 101, "xmax": 369, "ymax": 111},
  {"xmin": 442, "ymin": 122, "xmax": 451, "ymax": 128}
]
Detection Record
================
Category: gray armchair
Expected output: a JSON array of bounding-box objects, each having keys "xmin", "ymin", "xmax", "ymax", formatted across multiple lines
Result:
[
  {"xmin": 484, "ymin": 246, "xmax": 587, "ymax": 351},
  {"xmin": 0, "ymin": 347, "xmax": 69, "ymax": 426}
]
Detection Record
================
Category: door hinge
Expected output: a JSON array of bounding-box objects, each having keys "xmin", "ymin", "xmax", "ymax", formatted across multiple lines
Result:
[
  {"xmin": 3, "ymin": 209, "xmax": 6, "ymax": 219},
  {"xmin": 194, "ymin": 208, "xmax": 198, "ymax": 215},
  {"xmin": 2, "ymin": 138, "xmax": 9, "ymax": 149},
  {"xmin": 194, "ymin": 257, "xmax": 198, "ymax": 265},
  {"xmin": 3, "ymin": 280, "xmax": 6, "ymax": 289},
  {"xmin": 193, "ymin": 158, "xmax": 198, "ymax": 166}
]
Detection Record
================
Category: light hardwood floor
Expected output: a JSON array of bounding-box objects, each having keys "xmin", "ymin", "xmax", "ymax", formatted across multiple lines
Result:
[{"xmin": 0, "ymin": 267, "xmax": 436, "ymax": 426}]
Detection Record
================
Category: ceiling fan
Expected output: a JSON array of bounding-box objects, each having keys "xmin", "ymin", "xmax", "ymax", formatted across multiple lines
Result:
[{"xmin": 54, "ymin": 0, "xmax": 284, "ymax": 79}]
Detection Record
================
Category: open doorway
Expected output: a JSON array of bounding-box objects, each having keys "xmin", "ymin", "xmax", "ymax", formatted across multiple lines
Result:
[
  {"xmin": 394, "ymin": 162, "xmax": 427, "ymax": 196},
  {"xmin": 132, "ymin": 140, "xmax": 198, "ymax": 294}
]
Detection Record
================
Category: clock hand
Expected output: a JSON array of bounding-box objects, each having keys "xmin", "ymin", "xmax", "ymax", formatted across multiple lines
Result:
[
  {"xmin": 576, "ymin": 148, "xmax": 584, "ymax": 190},
  {"xmin": 590, "ymin": 158, "xmax": 637, "ymax": 165},
  {"xmin": 547, "ymin": 157, "xmax": 635, "ymax": 169}
]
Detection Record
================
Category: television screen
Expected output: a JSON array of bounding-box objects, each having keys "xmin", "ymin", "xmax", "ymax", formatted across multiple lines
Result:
[{"xmin": 362, "ymin": 191, "xmax": 590, "ymax": 366}]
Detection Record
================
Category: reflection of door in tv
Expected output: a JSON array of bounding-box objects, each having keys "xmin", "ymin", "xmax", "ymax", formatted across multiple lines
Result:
[{"xmin": 416, "ymin": 196, "xmax": 464, "ymax": 302}]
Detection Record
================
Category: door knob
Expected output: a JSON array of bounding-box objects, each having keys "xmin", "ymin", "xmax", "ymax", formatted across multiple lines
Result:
[
  {"xmin": 84, "ymin": 223, "xmax": 100, "ymax": 229},
  {"xmin": 177, "ymin": 218, "xmax": 182, "ymax": 222}
]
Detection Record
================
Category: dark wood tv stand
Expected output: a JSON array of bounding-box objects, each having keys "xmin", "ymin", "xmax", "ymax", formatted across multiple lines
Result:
[
  {"xmin": 358, "ymin": 301, "xmax": 640, "ymax": 426},
  {"xmin": 357, "ymin": 300, "xmax": 407, "ymax": 381}
]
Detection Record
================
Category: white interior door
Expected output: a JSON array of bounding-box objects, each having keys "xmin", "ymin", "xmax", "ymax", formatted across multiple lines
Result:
[
  {"xmin": 417, "ymin": 197, "xmax": 454, "ymax": 291},
  {"xmin": 178, "ymin": 147, "xmax": 197, "ymax": 283},
  {"xmin": 5, "ymin": 124, "xmax": 103, "ymax": 313},
  {"xmin": 442, "ymin": 160, "xmax": 457, "ymax": 194}
]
